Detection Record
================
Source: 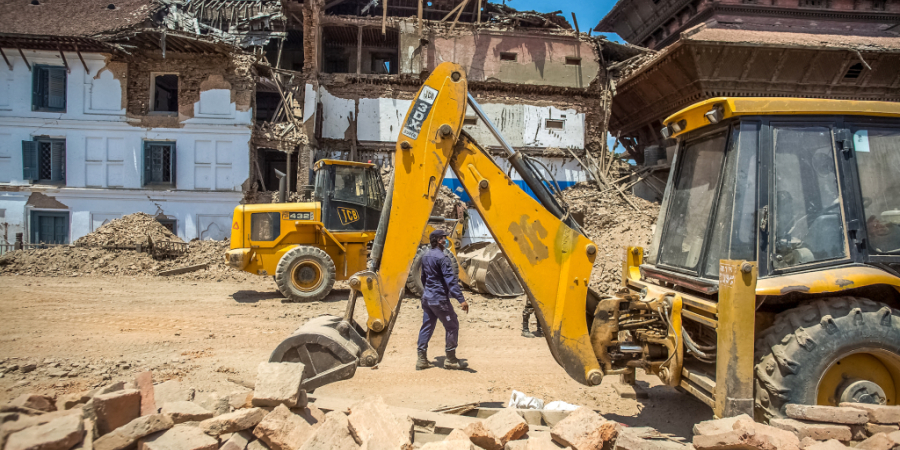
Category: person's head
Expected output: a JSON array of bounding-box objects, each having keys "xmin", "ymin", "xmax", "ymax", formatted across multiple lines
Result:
[{"xmin": 429, "ymin": 229, "xmax": 449, "ymax": 249}]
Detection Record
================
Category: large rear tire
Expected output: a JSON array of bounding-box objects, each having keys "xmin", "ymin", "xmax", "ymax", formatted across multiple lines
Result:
[
  {"xmin": 754, "ymin": 297, "xmax": 900, "ymax": 421},
  {"xmin": 275, "ymin": 246, "xmax": 336, "ymax": 302},
  {"xmin": 405, "ymin": 246, "xmax": 459, "ymax": 298}
]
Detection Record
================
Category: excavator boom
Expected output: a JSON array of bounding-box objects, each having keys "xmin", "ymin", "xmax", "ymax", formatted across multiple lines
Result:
[{"xmin": 269, "ymin": 62, "xmax": 604, "ymax": 390}]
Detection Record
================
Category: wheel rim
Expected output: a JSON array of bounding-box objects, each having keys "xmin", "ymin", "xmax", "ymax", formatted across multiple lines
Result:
[
  {"xmin": 817, "ymin": 349, "xmax": 900, "ymax": 406},
  {"xmin": 291, "ymin": 260, "xmax": 324, "ymax": 292}
]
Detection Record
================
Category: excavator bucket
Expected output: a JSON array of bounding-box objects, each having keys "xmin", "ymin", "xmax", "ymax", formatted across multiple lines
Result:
[
  {"xmin": 457, "ymin": 242, "xmax": 524, "ymax": 297},
  {"xmin": 268, "ymin": 315, "xmax": 377, "ymax": 391}
]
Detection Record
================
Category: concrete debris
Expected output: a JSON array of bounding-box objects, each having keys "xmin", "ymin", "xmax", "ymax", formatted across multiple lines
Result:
[
  {"xmin": 0, "ymin": 235, "xmax": 253, "ymax": 282},
  {"xmin": 160, "ymin": 401, "xmax": 214, "ymax": 424},
  {"xmin": 92, "ymin": 389, "xmax": 141, "ymax": 436},
  {"xmin": 4, "ymin": 412, "xmax": 84, "ymax": 450},
  {"xmin": 839, "ymin": 403, "xmax": 900, "ymax": 425},
  {"xmin": 247, "ymin": 440, "xmax": 271, "ymax": 450},
  {"xmin": 199, "ymin": 407, "xmax": 266, "ymax": 436},
  {"xmin": 785, "ymin": 404, "xmax": 868, "ymax": 425},
  {"xmin": 8, "ymin": 394, "xmax": 56, "ymax": 413},
  {"xmin": 253, "ymin": 404, "xmax": 324, "ymax": 450},
  {"xmin": 855, "ymin": 432, "xmax": 900, "ymax": 450},
  {"xmin": 153, "ymin": 381, "xmax": 195, "ymax": 407},
  {"xmin": 93, "ymin": 414, "xmax": 175, "ymax": 450},
  {"xmin": 347, "ymin": 397, "xmax": 414, "ymax": 450},
  {"xmin": 75, "ymin": 213, "xmax": 183, "ymax": 249},
  {"xmin": 221, "ymin": 430, "xmax": 255, "ymax": 450},
  {"xmin": 137, "ymin": 424, "xmax": 219, "ymax": 450},
  {"xmin": 421, "ymin": 440, "xmax": 476, "ymax": 450},
  {"xmin": 691, "ymin": 417, "xmax": 799, "ymax": 450},
  {"xmin": 770, "ymin": 418, "xmax": 851, "ymax": 442},
  {"xmin": 134, "ymin": 372, "xmax": 156, "ymax": 416},
  {"xmin": 615, "ymin": 426, "xmax": 688, "ymax": 449},
  {"xmin": 801, "ymin": 439, "xmax": 852, "ymax": 450},
  {"xmin": 692, "ymin": 415, "xmax": 752, "ymax": 437},
  {"xmin": 298, "ymin": 411, "xmax": 358, "ymax": 450},
  {"xmin": 561, "ymin": 183, "xmax": 659, "ymax": 295},
  {"xmin": 463, "ymin": 409, "xmax": 529, "ymax": 450},
  {"xmin": 252, "ymin": 362, "xmax": 307, "ymax": 408},
  {"xmin": 550, "ymin": 407, "xmax": 618, "ymax": 450}
]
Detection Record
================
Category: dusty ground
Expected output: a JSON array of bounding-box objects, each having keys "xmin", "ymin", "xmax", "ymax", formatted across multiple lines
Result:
[{"xmin": 0, "ymin": 275, "xmax": 712, "ymax": 439}]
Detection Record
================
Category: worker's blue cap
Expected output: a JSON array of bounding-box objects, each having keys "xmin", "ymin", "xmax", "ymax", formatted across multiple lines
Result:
[{"xmin": 429, "ymin": 229, "xmax": 449, "ymax": 240}]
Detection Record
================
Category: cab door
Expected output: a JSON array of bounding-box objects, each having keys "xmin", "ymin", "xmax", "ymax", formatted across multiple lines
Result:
[{"xmin": 322, "ymin": 165, "xmax": 368, "ymax": 232}]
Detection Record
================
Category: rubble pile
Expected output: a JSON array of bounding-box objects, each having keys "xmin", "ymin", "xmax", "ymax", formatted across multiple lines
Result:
[
  {"xmin": 0, "ymin": 239, "xmax": 254, "ymax": 282},
  {"xmin": 0, "ymin": 360, "xmax": 681, "ymax": 450},
  {"xmin": 562, "ymin": 182, "xmax": 660, "ymax": 295},
  {"xmin": 74, "ymin": 213, "xmax": 183, "ymax": 248},
  {"xmin": 692, "ymin": 405, "xmax": 900, "ymax": 450},
  {"xmin": 432, "ymin": 186, "xmax": 465, "ymax": 220}
]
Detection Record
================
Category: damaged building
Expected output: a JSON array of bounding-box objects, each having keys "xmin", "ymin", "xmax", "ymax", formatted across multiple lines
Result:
[
  {"xmin": 594, "ymin": 0, "xmax": 900, "ymax": 201},
  {"xmin": 0, "ymin": 0, "xmax": 638, "ymax": 246}
]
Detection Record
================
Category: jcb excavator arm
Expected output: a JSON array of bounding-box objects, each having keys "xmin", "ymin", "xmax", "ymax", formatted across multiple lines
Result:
[{"xmin": 269, "ymin": 62, "xmax": 604, "ymax": 389}]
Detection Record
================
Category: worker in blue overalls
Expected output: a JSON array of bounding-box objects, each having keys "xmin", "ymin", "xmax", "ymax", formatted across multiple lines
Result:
[{"xmin": 416, "ymin": 229, "xmax": 469, "ymax": 371}]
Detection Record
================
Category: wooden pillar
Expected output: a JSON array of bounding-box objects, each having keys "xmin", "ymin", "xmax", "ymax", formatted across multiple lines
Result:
[{"xmin": 357, "ymin": 25, "xmax": 363, "ymax": 76}]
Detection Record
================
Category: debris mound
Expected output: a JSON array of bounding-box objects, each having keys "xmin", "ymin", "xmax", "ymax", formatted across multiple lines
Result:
[
  {"xmin": 562, "ymin": 182, "xmax": 660, "ymax": 295},
  {"xmin": 74, "ymin": 213, "xmax": 183, "ymax": 248},
  {"xmin": 0, "ymin": 238, "xmax": 254, "ymax": 282}
]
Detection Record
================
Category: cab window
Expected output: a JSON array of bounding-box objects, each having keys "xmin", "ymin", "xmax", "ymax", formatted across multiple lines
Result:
[
  {"xmin": 658, "ymin": 130, "xmax": 728, "ymax": 273},
  {"xmin": 367, "ymin": 168, "xmax": 385, "ymax": 209},
  {"xmin": 251, "ymin": 212, "xmax": 280, "ymax": 241},
  {"xmin": 853, "ymin": 126, "xmax": 900, "ymax": 254},
  {"xmin": 772, "ymin": 125, "xmax": 847, "ymax": 269},
  {"xmin": 334, "ymin": 166, "xmax": 366, "ymax": 205}
]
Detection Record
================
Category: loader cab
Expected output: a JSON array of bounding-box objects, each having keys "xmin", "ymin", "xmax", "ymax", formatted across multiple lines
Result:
[
  {"xmin": 312, "ymin": 159, "xmax": 386, "ymax": 233},
  {"xmin": 645, "ymin": 98, "xmax": 900, "ymax": 289}
]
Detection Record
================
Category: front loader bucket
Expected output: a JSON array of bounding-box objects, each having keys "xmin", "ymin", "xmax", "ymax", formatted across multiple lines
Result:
[
  {"xmin": 269, "ymin": 315, "xmax": 372, "ymax": 391},
  {"xmin": 458, "ymin": 242, "xmax": 524, "ymax": 297}
]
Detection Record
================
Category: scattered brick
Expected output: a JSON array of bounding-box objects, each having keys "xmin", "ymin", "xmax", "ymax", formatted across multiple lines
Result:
[
  {"xmin": 785, "ymin": 404, "xmax": 867, "ymax": 425},
  {"xmin": 347, "ymin": 397, "xmax": 414, "ymax": 450},
  {"xmin": 5, "ymin": 412, "xmax": 84, "ymax": 450},
  {"xmin": 93, "ymin": 389, "xmax": 141, "ymax": 436},
  {"xmin": 135, "ymin": 371, "xmax": 156, "ymax": 416},
  {"xmin": 550, "ymin": 407, "xmax": 618, "ymax": 450},
  {"xmin": 8, "ymin": 394, "xmax": 56, "ymax": 413},
  {"xmin": 299, "ymin": 411, "xmax": 358, "ymax": 450},
  {"xmin": 160, "ymin": 401, "xmax": 213, "ymax": 424},
  {"xmin": 138, "ymin": 424, "xmax": 218, "ymax": 450},
  {"xmin": 839, "ymin": 403, "xmax": 900, "ymax": 425},
  {"xmin": 93, "ymin": 414, "xmax": 174, "ymax": 450},
  {"xmin": 770, "ymin": 418, "xmax": 851, "ymax": 441},
  {"xmin": 253, "ymin": 362, "xmax": 306, "ymax": 408},
  {"xmin": 199, "ymin": 408, "xmax": 266, "ymax": 436}
]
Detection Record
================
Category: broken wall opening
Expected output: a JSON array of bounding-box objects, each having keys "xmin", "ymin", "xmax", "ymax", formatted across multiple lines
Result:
[
  {"xmin": 264, "ymin": 29, "xmax": 305, "ymax": 71},
  {"xmin": 321, "ymin": 25, "xmax": 399, "ymax": 75},
  {"xmin": 257, "ymin": 148, "xmax": 298, "ymax": 192}
]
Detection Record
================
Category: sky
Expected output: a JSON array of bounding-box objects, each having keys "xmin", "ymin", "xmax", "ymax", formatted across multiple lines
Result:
[{"xmin": 500, "ymin": 0, "xmax": 623, "ymax": 42}]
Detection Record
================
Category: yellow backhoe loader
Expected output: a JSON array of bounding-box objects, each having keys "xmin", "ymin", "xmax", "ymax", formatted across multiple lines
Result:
[{"xmin": 266, "ymin": 62, "xmax": 900, "ymax": 420}]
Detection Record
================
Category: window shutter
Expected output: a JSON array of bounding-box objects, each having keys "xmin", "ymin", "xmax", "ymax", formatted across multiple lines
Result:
[
  {"xmin": 47, "ymin": 67, "xmax": 66, "ymax": 110},
  {"xmin": 143, "ymin": 142, "xmax": 152, "ymax": 185},
  {"xmin": 31, "ymin": 68, "xmax": 42, "ymax": 110},
  {"xmin": 51, "ymin": 140, "xmax": 66, "ymax": 183},
  {"xmin": 21, "ymin": 141, "xmax": 39, "ymax": 181},
  {"xmin": 170, "ymin": 144, "xmax": 176, "ymax": 188}
]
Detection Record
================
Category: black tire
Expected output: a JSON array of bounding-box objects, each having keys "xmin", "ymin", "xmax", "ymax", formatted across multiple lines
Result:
[
  {"xmin": 754, "ymin": 296, "xmax": 900, "ymax": 421},
  {"xmin": 275, "ymin": 246, "xmax": 336, "ymax": 302},
  {"xmin": 405, "ymin": 246, "xmax": 459, "ymax": 298}
]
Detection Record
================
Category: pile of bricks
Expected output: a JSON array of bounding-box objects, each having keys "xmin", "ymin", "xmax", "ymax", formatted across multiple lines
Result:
[{"xmin": 692, "ymin": 404, "xmax": 900, "ymax": 450}]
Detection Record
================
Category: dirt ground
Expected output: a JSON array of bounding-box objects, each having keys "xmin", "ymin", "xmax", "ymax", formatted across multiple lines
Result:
[{"xmin": 0, "ymin": 275, "xmax": 712, "ymax": 439}]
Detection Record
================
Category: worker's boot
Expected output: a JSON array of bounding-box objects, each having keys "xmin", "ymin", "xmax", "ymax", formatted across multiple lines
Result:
[
  {"xmin": 533, "ymin": 321, "xmax": 544, "ymax": 338},
  {"xmin": 521, "ymin": 313, "xmax": 535, "ymax": 338},
  {"xmin": 444, "ymin": 350, "xmax": 468, "ymax": 370},
  {"xmin": 415, "ymin": 350, "xmax": 432, "ymax": 371}
]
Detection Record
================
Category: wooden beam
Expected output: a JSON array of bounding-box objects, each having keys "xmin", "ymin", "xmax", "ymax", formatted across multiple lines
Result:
[
  {"xmin": 324, "ymin": 0, "xmax": 347, "ymax": 9},
  {"xmin": 16, "ymin": 46, "xmax": 31, "ymax": 71},
  {"xmin": 357, "ymin": 25, "xmax": 363, "ymax": 75},
  {"xmin": 57, "ymin": 45, "xmax": 70, "ymax": 74},
  {"xmin": 73, "ymin": 44, "xmax": 90, "ymax": 75},
  {"xmin": 441, "ymin": 1, "xmax": 466, "ymax": 22},
  {"xmin": 449, "ymin": 0, "xmax": 469, "ymax": 31},
  {"xmin": 275, "ymin": 36, "xmax": 284, "ymax": 69},
  {"xmin": 382, "ymin": 0, "xmax": 388, "ymax": 35},
  {"xmin": 418, "ymin": 0, "xmax": 423, "ymax": 36},
  {"xmin": 476, "ymin": 0, "xmax": 481, "ymax": 24},
  {"xmin": 571, "ymin": 12, "xmax": 579, "ymax": 34},
  {"xmin": 0, "ymin": 47, "xmax": 12, "ymax": 71}
]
